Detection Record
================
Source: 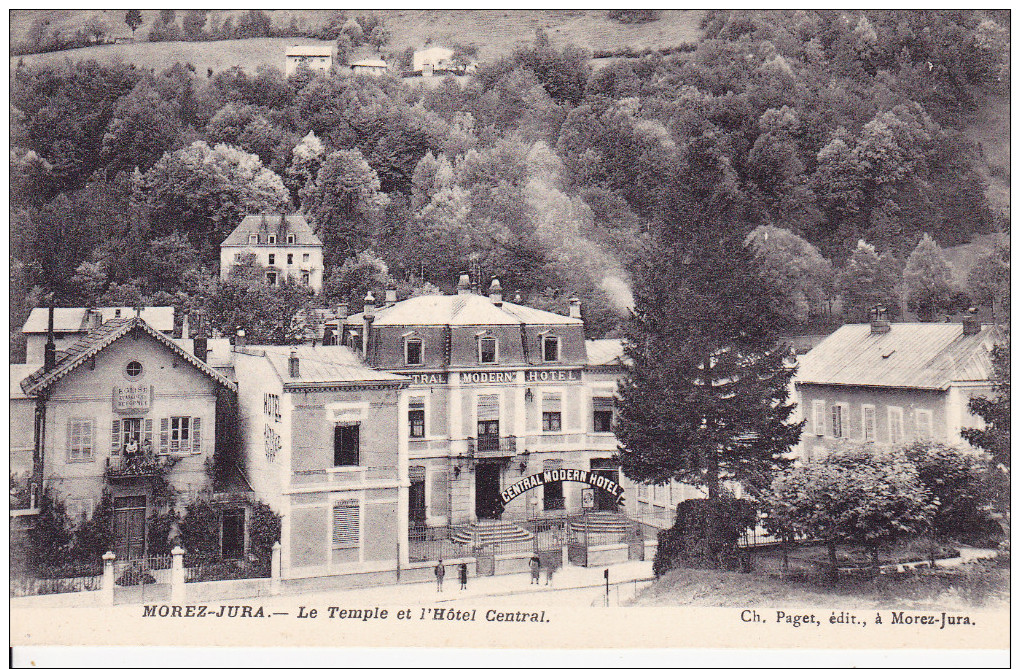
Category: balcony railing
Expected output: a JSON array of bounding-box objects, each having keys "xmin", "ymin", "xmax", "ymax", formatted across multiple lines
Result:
[
  {"xmin": 105, "ymin": 453, "xmax": 181, "ymax": 481},
  {"xmin": 469, "ymin": 435, "xmax": 517, "ymax": 458}
]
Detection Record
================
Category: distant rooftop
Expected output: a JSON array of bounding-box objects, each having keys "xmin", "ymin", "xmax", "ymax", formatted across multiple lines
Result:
[
  {"xmin": 245, "ymin": 345, "xmax": 408, "ymax": 388},
  {"xmin": 350, "ymin": 59, "xmax": 388, "ymax": 68},
  {"xmin": 348, "ymin": 293, "xmax": 582, "ymax": 327},
  {"xmin": 796, "ymin": 322, "xmax": 1001, "ymax": 390},
  {"xmin": 22, "ymin": 306, "xmax": 174, "ymax": 334},
  {"xmin": 221, "ymin": 213, "xmax": 321, "ymax": 248},
  {"xmin": 286, "ymin": 44, "xmax": 333, "ymax": 56},
  {"xmin": 585, "ymin": 339, "xmax": 627, "ymax": 367}
]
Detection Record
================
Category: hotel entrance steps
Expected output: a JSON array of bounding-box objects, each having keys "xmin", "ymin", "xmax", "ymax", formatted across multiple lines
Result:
[
  {"xmin": 569, "ymin": 512, "xmax": 632, "ymax": 534},
  {"xmin": 450, "ymin": 520, "xmax": 534, "ymax": 547}
]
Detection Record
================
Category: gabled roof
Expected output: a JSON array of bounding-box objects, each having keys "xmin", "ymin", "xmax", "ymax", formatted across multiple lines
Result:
[
  {"xmin": 286, "ymin": 44, "xmax": 333, "ymax": 56},
  {"xmin": 585, "ymin": 339, "xmax": 627, "ymax": 367},
  {"xmin": 22, "ymin": 307, "xmax": 174, "ymax": 334},
  {"xmin": 20, "ymin": 318, "xmax": 236, "ymax": 396},
  {"xmin": 795, "ymin": 322, "xmax": 1001, "ymax": 391},
  {"xmin": 245, "ymin": 345, "xmax": 407, "ymax": 389},
  {"xmin": 350, "ymin": 59, "xmax": 388, "ymax": 68},
  {"xmin": 221, "ymin": 214, "xmax": 321, "ymax": 248},
  {"xmin": 347, "ymin": 294, "xmax": 583, "ymax": 327}
]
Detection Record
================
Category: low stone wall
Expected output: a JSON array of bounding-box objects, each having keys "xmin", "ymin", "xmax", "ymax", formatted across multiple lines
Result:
[
  {"xmin": 494, "ymin": 552, "xmax": 533, "ymax": 575},
  {"xmin": 587, "ymin": 543, "xmax": 630, "ymax": 567},
  {"xmin": 185, "ymin": 577, "xmax": 273, "ymax": 602}
]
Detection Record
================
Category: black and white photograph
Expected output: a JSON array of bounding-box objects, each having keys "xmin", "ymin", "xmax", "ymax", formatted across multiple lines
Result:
[{"xmin": 8, "ymin": 8, "xmax": 1010, "ymax": 665}]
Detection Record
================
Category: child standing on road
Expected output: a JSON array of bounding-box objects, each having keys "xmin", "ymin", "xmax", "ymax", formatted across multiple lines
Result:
[
  {"xmin": 545, "ymin": 562, "xmax": 555, "ymax": 586},
  {"xmin": 458, "ymin": 562, "xmax": 468, "ymax": 590},
  {"xmin": 529, "ymin": 555, "xmax": 541, "ymax": 585},
  {"xmin": 434, "ymin": 559, "xmax": 445, "ymax": 593}
]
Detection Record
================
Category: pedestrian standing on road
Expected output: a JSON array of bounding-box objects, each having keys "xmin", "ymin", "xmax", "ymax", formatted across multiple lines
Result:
[
  {"xmin": 435, "ymin": 559, "xmax": 445, "ymax": 593},
  {"xmin": 545, "ymin": 562, "xmax": 555, "ymax": 586},
  {"xmin": 458, "ymin": 562, "xmax": 468, "ymax": 590},
  {"xmin": 529, "ymin": 555, "xmax": 541, "ymax": 585}
]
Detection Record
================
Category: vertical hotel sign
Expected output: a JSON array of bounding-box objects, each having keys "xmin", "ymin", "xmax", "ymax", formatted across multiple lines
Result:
[{"xmin": 113, "ymin": 385, "xmax": 152, "ymax": 413}]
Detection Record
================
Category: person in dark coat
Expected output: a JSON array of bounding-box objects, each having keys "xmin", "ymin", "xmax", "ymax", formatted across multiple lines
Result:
[
  {"xmin": 434, "ymin": 559, "xmax": 445, "ymax": 592},
  {"xmin": 529, "ymin": 555, "xmax": 541, "ymax": 585},
  {"xmin": 458, "ymin": 562, "xmax": 468, "ymax": 590}
]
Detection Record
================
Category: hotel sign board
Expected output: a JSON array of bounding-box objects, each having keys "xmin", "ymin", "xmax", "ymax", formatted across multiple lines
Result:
[{"xmin": 500, "ymin": 468, "xmax": 623, "ymax": 505}]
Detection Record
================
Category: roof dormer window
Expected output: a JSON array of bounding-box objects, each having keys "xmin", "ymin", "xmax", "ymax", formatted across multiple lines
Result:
[
  {"xmin": 249, "ymin": 234, "xmax": 259, "ymax": 245},
  {"xmin": 287, "ymin": 234, "xmax": 295, "ymax": 244},
  {"xmin": 541, "ymin": 335, "xmax": 560, "ymax": 362},
  {"xmin": 267, "ymin": 234, "xmax": 277, "ymax": 244},
  {"xmin": 405, "ymin": 338, "xmax": 423, "ymax": 366},
  {"xmin": 479, "ymin": 337, "xmax": 498, "ymax": 364}
]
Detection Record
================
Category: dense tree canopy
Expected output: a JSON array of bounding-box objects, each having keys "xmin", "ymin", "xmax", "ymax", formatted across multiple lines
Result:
[{"xmin": 8, "ymin": 11, "xmax": 1009, "ymax": 353}]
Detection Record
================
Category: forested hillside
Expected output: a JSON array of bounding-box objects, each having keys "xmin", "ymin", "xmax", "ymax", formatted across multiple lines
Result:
[{"xmin": 10, "ymin": 10, "xmax": 1010, "ymax": 361}]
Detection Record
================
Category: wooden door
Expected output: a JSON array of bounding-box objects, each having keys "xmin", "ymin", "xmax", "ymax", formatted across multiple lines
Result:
[{"xmin": 113, "ymin": 495, "xmax": 147, "ymax": 559}]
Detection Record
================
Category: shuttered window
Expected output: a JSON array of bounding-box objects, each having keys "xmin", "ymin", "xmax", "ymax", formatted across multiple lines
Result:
[
  {"xmin": 916, "ymin": 409, "xmax": 933, "ymax": 439},
  {"xmin": 332, "ymin": 500, "xmax": 360, "ymax": 547},
  {"xmin": 830, "ymin": 404, "xmax": 847, "ymax": 439},
  {"xmin": 112, "ymin": 419, "xmax": 121, "ymax": 456},
  {"xmin": 542, "ymin": 393, "xmax": 562, "ymax": 432},
  {"xmin": 67, "ymin": 418, "xmax": 95, "ymax": 462},
  {"xmin": 862, "ymin": 405, "xmax": 876, "ymax": 442},
  {"xmin": 593, "ymin": 396, "xmax": 613, "ymax": 433},
  {"xmin": 409, "ymin": 397, "xmax": 425, "ymax": 439},
  {"xmin": 477, "ymin": 394, "xmax": 500, "ymax": 421},
  {"xmin": 888, "ymin": 406, "xmax": 904, "ymax": 443},
  {"xmin": 812, "ymin": 401, "xmax": 826, "ymax": 436},
  {"xmin": 191, "ymin": 417, "xmax": 202, "ymax": 454}
]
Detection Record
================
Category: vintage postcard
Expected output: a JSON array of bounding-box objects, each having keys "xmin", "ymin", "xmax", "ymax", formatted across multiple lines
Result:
[{"xmin": 9, "ymin": 8, "xmax": 1010, "ymax": 665}]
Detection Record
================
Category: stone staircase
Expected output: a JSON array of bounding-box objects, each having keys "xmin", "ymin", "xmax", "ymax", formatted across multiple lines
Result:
[
  {"xmin": 451, "ymin": 520, "xmax": 534, "ymax": 547},
  {"xmin": 569, "ymin": 512, "xmax": 632, "ymax": 535}
]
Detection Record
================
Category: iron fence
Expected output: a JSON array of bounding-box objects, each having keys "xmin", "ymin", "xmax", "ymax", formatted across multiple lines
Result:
[
  {"xmin": 185, "ymin": 557, "xmax": 269, "ymax": 582},
  {"xmin": 408, "ymin": 525, "xmax": 474, "ymax": 563},
  {"xmin": 10, "ymin": 572, "xmax": 102, "ymax": 597},
  {"xmin": 114, "ymin": 554, "xmax": 173, "ymax": 586}
]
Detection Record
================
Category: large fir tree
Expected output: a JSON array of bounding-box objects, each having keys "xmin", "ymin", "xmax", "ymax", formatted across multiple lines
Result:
[{"xmin": 615, "ymin": 133, "xmax": 802, "ymax": 500}]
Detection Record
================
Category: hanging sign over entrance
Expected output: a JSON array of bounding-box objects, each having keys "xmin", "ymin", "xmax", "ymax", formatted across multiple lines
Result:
[{"xmin": 499, "ymin": 468, "xmax": 623, "ymax": 505}]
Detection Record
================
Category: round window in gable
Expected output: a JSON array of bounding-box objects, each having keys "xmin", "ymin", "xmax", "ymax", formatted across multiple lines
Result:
[{"xmin": 126, "ymin": 361, "xmax": 143, "ymax": 378}]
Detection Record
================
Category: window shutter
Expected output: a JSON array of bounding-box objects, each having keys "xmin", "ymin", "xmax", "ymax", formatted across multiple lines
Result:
[
  {"xmin": 543, "ymin": 393, "xmax": 562, "ymax": 412},
  {"xmin": 144, "ymin": 419, "xmax": 153, "ymax": 449},
  {"xmin": 89, "ymin": 420, "xmax": 96, "ymax": 459},
  {"xmin": 592, "ymin": 397, "xmax": 613, "ymax": 410},
  {"xmin": 111, "ymin": 419, "xmax": 121, "ymax": 456},
  {"xmin": 477, "ymin": 394, "xmax": 499, "ymax": 420},
  {"xmin": 813, "ymin": 401, "xmax": 826, "ymax": 436},
  {"xmin": 191, "ymin": 417, "xmax": 202, "ymax": 454},
  {"xmin": 160, "ymin": 418, "xmax": 169, "ymax": 455},
  {"xmin": 66, "ymin": 419, "xmax": 74, "ymax": 461},
  {"xmin": 332, "ymin": 500, "xmax": 360, "ymax": 547}
]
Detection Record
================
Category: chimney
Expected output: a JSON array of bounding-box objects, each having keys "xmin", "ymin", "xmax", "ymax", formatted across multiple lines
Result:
[
  {"xmin": 44, "ymin": 305, "xmax": 56, "ymax": 372},
  {"xmin": 514, "ymin": 291, "xmax": 522, "ymax": 303},
  {"xmin": 962, "ymin": 308, "xmax": 981, "ymax": 336},
  {"xmin": 180, "ymin": 313, "xmax": 190, "ymax": 339},
  {"xmin": 85, "ymin": 308, "xmax": 103, "ymax": 331},
  {"xmin": 335, "ymin": 302, "xmax": 349, "ymax": 320},
  {"xmin": 870, "ymin": 305, "xmax": 890, "ymax": 335},
  {"xmin": 235, "ymin": 328, "xmax": 246, "ymax": 352},
  {"xmin": 457, "ymin": 273, "xmax": 471, "ymax": 295},
  {"xmin": 489, "ymin": 277, "xmax": 503, "ymax": 308},
  {"xmin": 363, "ymin": 292, "xmax": 376, "ymax": 360},
  {"xmin": 385, "ymin": 281, "xmax": 397, "ymax": 308},
  {"xmin": 569, "ymin": 297, "xmax": 581, "ymax": 319},
  {"xmin": 194, "ymin": 336, "xmax": 208, "ymax": 363},
  {"xmin": 288, "ymin": 349, "xmax": 300, "ymax": 378}
]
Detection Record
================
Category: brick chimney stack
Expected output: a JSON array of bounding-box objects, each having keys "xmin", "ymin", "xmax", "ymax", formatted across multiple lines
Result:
[
  {"xmin": 235, "ymin": 329, "xmax": 246, "ymax": 352},
  {"xmin": 870, "ymin": 305, "xmax": 891, "ymax": 335},
  {"xmin": 288, "ymin": 349, "xmax": 300, "ymax": 378},
  {"xmin": 962, "ymin": 307, "xmax": 981, "ymax": 336},
  {"xmin": 385, "ymin": 281, "xmax": 397, "ymax": 308},
  {"xmin": 489, "ymin": 277, "xmax": 503, "ymax": 308},
  {"xmin": 457, "ymin": 273, "xmax": 472, "ymax": 295},
  {"xmin": 569, "ymin": 297, "xmax": 581, "ymax": 319},
  {"xmin": 44, "ymin": 305, "xmax": 56, "ymax": 371}
]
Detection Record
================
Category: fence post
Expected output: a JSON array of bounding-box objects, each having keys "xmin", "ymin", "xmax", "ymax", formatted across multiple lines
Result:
[
  {"xmin": 101, "ymin": 552, "xmax": 116, "ymax": 607},
  {"xmin": 170, "ymin": 546, "xmax": 186, "ymax": 604},
  {"xmin": 271, "ymin": 541, "xmax": 282, "ymax": 595}
]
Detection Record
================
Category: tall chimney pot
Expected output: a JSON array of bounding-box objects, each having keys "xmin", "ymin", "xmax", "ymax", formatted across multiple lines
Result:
[
  {"xmin": 194, "ymin": 336, "xmax": 208, "ymax": 363},
  {"xmin": 288, "ymin": 349, "xmax": 300, "ymax": 378},
  {"xmin": 569, "ymin": 297, "xmax": 581, "ymax": 319},
  {"xmin": 44, "ymin": 305, "xmax": 56, "ymax": 371},
  {"xmin": 235, "ymin": 329, "xmax": 247, "ymax": 352},
  {"xmin": 364, "ymin": 291, "xmax": 375, "ymax": 316},
  {"xmin": 489, "ymin": 277, "xmax": 503, "ymax": 308},
  {"xmin": 457, "ymin": 274, "xmax": 471, "ymax": 295},
  {"xmin": 962, "ymin": 309, "xmax": 981, "ymax": 336},
  {"xmin": 385, "ymin": 281, "xmax": 397, "ymax": 308}
]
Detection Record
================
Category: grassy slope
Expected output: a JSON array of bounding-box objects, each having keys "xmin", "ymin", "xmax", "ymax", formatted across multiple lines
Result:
[
  {"xmin": 631, "ymin": 566, "xmax": 1008, "ymax": 610},
  {"xmin": 10, "ymin": 10, "xmax": 704, "ymax": 72}
]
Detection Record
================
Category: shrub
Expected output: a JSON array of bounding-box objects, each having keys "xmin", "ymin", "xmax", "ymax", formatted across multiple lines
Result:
[{"xmin": 652, "ymin": 497, "xmax": 757, "ymax": 575}]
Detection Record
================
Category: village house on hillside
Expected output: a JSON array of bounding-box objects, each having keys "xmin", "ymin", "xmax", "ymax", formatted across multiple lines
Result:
[
  {"xmin": 794, "ymin": 314, "xmax": 1001, "ymax": 462},
  {"xmin": 12, "ymin": 313, "xmax": 241, "ymax": 560},
  {"xmin": 284, "ymin": 44, "xmax": 333, "ymax": 76},
  {"xmin": 219, "ymin": 213, "xmax": 324, "ymax": 293},
  {"xmin": 349, "ymin": 58, "xmax": 388, "ymax": 76}
]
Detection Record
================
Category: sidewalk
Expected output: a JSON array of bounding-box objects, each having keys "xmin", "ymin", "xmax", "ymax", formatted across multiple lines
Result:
[{"xmin": 218, "ymin": 560, "xmax": 656, "ymax": 609}]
